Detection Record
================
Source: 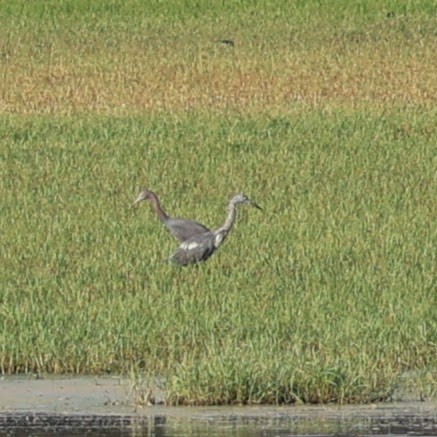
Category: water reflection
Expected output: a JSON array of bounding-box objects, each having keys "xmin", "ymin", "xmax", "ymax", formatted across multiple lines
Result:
[{"xmin": 1, "ymin": 411, "xmax": 437, "ymax": 436}]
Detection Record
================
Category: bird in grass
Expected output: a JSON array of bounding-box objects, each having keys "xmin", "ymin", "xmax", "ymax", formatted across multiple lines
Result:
[
  {"xmin": 217, "ymin": 39, "xmax": 235, "ymax": 47},
  {"xmin": 170, "ymin": 193, "xmax": 262, "ymax": 266},
  {"xmin": 132, "ymin": 189, "xmax": 211, "ymax": 242}
]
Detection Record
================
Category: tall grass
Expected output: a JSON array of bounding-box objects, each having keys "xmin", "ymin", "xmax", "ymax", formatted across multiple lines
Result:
[
  {"xmin": 0, "ymin": 0, "xmax": 436, "ymax": 404},
  {"xmin": 1, "ymin": 111, "xmax": 435, "ymax": 403}
]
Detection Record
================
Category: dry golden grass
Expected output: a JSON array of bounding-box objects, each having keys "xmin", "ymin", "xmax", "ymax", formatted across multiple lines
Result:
[
  {"xmin": 1, "ymin": 9, "xmax": 436, "ymax": 114},
  {"xmin": 2, "ymin": 46, "xmax": 436, "ymax": 114}
]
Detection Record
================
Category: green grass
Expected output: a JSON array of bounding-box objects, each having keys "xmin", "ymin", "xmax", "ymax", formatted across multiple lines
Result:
[
  {"xmin": 1, "ymin": 111, "xmax": 436, "ymax": 403},
  {"xmin": 0, "ymin": 0, "xmax": 436, "ymax": 404}
]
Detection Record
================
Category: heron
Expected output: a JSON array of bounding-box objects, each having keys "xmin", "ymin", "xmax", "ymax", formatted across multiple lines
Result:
[
  {"xmin": 170, "ymin": 193, "xmax": 262, "ymax": 266},
  {"xmin": 132, "ymin": 189, "xmax": 211, "ymax": 242}
]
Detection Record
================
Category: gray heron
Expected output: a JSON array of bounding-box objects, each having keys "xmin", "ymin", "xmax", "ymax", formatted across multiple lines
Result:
[
  {"xmin": 132, "ymin": 189, "xmax": 211, "ymax": 242},
  {"xmin": 170, "ymin": 193, "xmax": 262, "ymax": 266}
]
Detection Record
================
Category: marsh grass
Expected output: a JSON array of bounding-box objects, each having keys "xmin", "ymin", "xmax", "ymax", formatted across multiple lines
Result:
[
  {"xmin": 0, "ymin": 0, "xmax": 436, "ymax": 113},
  {"xmin": 1, "ymin": 0, "xmax": 436, "ymax": 404},
  {"xmin": 1, "ymin": 111, "xmax": 436, "ymax": 403}
]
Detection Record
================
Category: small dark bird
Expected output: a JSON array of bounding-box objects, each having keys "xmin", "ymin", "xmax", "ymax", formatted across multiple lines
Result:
[
  {"xmin": 170, "ymin": 193, "xmax": 262, "ymax": 266},
  {"xmin": 132, "ymin": 189, "xmax": 210, "ymax": 242},
  {"xmin": 218, "ymin": 39, "xmax": 235, "ymax": 47}
]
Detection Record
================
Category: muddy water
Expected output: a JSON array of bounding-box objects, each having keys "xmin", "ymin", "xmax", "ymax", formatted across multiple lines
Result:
[{"xmin": 0, "ymin": 376, "xmax": 436, "ymax": 436}]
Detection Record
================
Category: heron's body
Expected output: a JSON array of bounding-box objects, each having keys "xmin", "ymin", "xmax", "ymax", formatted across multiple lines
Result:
[
  {"xmin": 171, "ymin": 231, "xmax": 216, "ymax": 265},
  {"xmin": 170, "ymin": 193, "xmax": 261, "ymax": 266},
  {"xmin": 132, "ymin": 189, "xmax": 210, "ymax": 242},
  {"xmin": 163, "ymin": 217, "xmax": 210, "ymax": 242}
]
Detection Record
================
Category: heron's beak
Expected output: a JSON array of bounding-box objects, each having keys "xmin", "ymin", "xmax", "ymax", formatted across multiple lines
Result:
[{"xmin": 251, "ymin": 200, "xmax": 263, "ymax": 210}]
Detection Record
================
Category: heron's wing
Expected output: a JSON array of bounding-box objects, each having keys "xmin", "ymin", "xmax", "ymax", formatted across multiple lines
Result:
[
  {"xmin": 170, "ymin": 232, "xmax": 215, "ymax": 266},
  {"xmin": 165, "ymin": 218, "xmax": 211, "ymax": 242}
]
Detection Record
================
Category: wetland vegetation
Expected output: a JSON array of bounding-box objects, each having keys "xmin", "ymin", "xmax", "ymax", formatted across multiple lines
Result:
[{"xmin": 1, "ymin": 0, "xmax": 436, "ymax": 405}]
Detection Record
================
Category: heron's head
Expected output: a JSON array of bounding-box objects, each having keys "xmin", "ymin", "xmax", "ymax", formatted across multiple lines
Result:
[
  {"xmin": 132, "ymin": 189, "xmax": 154, "ymax": 206},
  {"xmin": 231, "ymin": 193, "xmax": 262, "ymax": 210}
]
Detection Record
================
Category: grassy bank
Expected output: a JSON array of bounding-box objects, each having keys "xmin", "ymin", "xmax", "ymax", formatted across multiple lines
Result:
[{"xmin": 1, "ymin": 0, "xmax": 436, "ymax": 404}]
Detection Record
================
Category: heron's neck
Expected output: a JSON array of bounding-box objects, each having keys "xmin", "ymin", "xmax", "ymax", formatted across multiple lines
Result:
[
  {"xmin": 149, "ymin": 192, "xmax": 169, "ymax": 222},
  {"xmin": 215, "ymin": 202, "xmax": 237, "ymax": 240}
]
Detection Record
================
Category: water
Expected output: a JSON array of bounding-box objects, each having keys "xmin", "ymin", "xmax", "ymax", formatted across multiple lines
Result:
[
  {"xmin": 1, "ymin": 406, "xmax": 436, "ymax": 436},
  {"xmin": 0, "ymin": 376, "xmax": 435, "ymax": 436}
]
